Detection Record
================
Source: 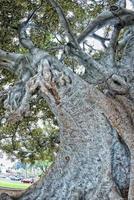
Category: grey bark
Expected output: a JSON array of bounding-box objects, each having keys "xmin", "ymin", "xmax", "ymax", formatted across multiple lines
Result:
[
  {"xmin": 17, "ymin": 66, "xmax": 131, "ymax": 200},
  {"xmin": 0, "ymin": 2, "xmax": 134, "ymax": 200}
]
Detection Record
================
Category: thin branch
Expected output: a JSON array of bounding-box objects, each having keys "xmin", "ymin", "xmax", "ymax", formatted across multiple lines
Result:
[
  {"xmin": 47, "ymin": 0, "xmax": 79, "ymax": 48},
  {"xmin": 77, "ymin": 6, "xmax": 134, "ymax": 43},
  {"xmin": 45, "ymin": 45, "xmax": 64, "ymax": 51},
  {"xmin": 92, "ymin": 33, "xmax": 110, "ymax": 48},
  {"xmin": 83, "ymin": 40, "xmax": 97, "ymax": 52},
  {"xmin": 19, "ymin": 3, "xmax": 43, "ymax": 51},
  {"xmin": 92, "ymin": 33, "xmax": 110, "ymax": 42},
  {"xmin": 47, "ymin": 0, "xmax": 107, "ymax": 81}
]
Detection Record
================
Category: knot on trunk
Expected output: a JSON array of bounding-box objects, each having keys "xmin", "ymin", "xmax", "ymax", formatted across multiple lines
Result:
[
  {"xmin": 107, "ymin": 74, "xmax": 129, "ymax": 95},
  {"xmin": 38, "ymin": 58, "xmax": 72, "ymax": 104},
  {"xmin": 110, "ymin": 5, "xmax": 121, "ymax": 12}
]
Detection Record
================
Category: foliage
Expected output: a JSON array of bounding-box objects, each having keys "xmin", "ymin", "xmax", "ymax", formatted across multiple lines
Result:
[{"xmin": 0, "ymin": 98, "xmax": 59, "ymax": 163}]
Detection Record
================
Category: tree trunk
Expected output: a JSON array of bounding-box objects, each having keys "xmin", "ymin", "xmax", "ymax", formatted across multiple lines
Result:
[{"xmin": 16, "ymin": 70, "xmax": 131, "ymax": 200}]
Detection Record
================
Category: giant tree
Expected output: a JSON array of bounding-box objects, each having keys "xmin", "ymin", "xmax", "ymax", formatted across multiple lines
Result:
[{"xmin": 0, "ymin": 0, "xmax": 134, "ymax": 199}]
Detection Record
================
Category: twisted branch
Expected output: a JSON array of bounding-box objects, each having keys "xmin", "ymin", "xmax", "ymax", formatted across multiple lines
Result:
[
  {"xmin": 19, "ymin": 3, "xmax": 43, "ymax": 51},
  {"xmin": 48, "ymin": 0, "xmax": 79, "ymax": 48}
]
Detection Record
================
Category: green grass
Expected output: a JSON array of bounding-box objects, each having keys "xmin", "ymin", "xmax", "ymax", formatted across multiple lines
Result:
[{"xmin": 0, "ymin": 180, "xmax": 31, "ymax": 189}]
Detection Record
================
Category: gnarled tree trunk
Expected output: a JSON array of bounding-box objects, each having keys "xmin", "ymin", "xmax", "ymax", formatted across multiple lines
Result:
[
  {"xmin": 17, "ymin": 68, "xmax": 131, "ymax": 200},
  {"xmin": 0, "ymin": 1, "xmax": 134, "ymax": 200}
]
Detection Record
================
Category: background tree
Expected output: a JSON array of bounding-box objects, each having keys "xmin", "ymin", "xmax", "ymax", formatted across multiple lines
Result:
[
  {"xmin": 0, "ymin": 98, "xmax": 59, "ymax": 163},
  {"xmin": 0, "ymin": 0, "xmax": 134, "ymax": 200}
]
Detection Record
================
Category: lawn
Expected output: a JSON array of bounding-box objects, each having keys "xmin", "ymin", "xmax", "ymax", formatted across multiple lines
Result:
[{"xmin": 0, "ymin": 180, "xmax": 31, "ymax": 190}]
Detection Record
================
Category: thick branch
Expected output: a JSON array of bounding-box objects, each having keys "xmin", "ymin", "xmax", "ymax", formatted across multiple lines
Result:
[
  {"xmin": 107, "ymin": 26, "xmax": 121, "ymax": 67},
  {"xmin": 0, "ymin": 49, "xmax": 22, "ymax": 72},
  {"xmin": 47, "ymin": 1, "xmax": 112, "ymax": 81},
  {"xmin": 47, "ymin": 1, "xmax": 108, "ymax": 82},
  {"xmin": 77, "ymin": 7, "xmax": 134, "ymax": 43},
  {"xmin": 0, "ymin": 49, "xmax": 21, "ymax": 62},
  {"xmin": 0, "ymin": 90, "xmax": 8, "ymax": 104}
]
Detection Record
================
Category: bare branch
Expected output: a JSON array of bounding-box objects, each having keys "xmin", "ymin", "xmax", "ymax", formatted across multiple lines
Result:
[
  {"xmin": 0, "ymin": 49, "xmax": 21, "ymax": 62},
  {"xmin": 77, "ymin": 6, "xmax": 134, "ymax": 43},
  {"xmin": 92, "ymin": 33, "xmax": 110, "ymax": 48},
  {"xmin": 0, "ymin": 49, "xmax": 22, "ymax": 72},
  {"xmin": 92, "ymin": 33, "xmax": 110, "ymax": 42},
  {"xmin": 46, "ymin": 0, "xmax": 109, "ymax": 81},
  {"xmin": 83, "ymin": 41, "xmax": 97, "ymax": 52},
  {"xmin": 47, "ymin": 0, "xmax": 79, "ymax": 48},
  {"xmin": 108, "ymin": 26, "xmax": 121, "ymax": 67},
  {"xmin": 19, "ymin": 3, "xmax": 43, "ymax": 51}
]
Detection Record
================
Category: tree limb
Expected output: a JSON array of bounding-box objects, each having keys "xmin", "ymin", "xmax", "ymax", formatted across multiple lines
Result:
[
  {"xmin": 77, "ymin": 6, "xmax": 134, "ymax": 43},
  {"xmin": 46, "ymin": 0, "xmax": 109, "ymax": 82},
  {"xmin": 92, "ymin": 33, "xmax": 110, "ymax": 48},
  {"xmin": 19, "ymin": 3, "xmax": 43, "ymax": 51},
  {"xmin": 0, "ymin": 49, "xmax": 22, "ymax": 72},
  {"xmin": 107, "ymin": 25, "xmax": 121, "ymax": 67},
  {"xmin": 0, "ymin": 49, "xmax": 21, "ymax": 62},
  {"xmin": 47, "ymin": 0, "xmax": 79, "ymax": 48}
]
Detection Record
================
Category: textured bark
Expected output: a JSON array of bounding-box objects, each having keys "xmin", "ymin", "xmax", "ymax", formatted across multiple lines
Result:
[
  {"xmin": 0, "ymin": 2, "xmax": 134, "ymax": 200},
  {"xmin": 8, "ymin": 54, "xmax": 131, "ymax": 200},
  {"xmin": 0, "ymin": 193, "xmax": 13, "ymax": 200},
  {"xmin": 0, "ymin": 42, "xmax": 133, "ymax": 200}
]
